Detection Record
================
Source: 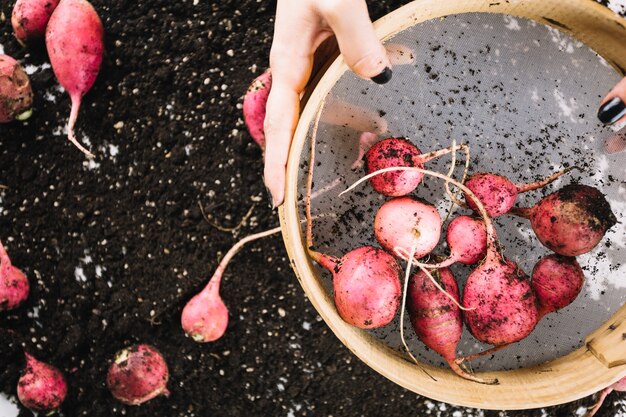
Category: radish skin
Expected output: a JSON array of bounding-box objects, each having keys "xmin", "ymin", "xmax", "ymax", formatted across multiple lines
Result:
[
  {"xmin": 0, "ymin": 54, "xmax": 33, "ymax": 123},
  {"xmin": 45, "ymin": 0, "xmax": 103, "ymax": 158},
  {"xmin": 243, "ymin": 69, "xmax": 271, "ymax": 150},
  {"xmin": 107, "ymin": 344, "xmax": 170, "ymax": 405},
  {"xmin": 511, "ymin": 184, "xmax": 617, "ymax": 256},
  {"xmin": 12, "ymin": 0, "xmax": 60, "ymax": 44},
  {"xmin": 531, "ymin": 254, "xmax": 584, "ymax": 320},
  {"xmin": 0, "ymin": 239, "xmax": 29, "ymax": 311},
  {"xmin": 17, "ymin": 353, "xmax": 67, "ymax": 412}
]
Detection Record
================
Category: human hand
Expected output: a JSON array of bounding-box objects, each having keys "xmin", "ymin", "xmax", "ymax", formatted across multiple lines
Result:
[
  {"xmin": 599, "ymin": 77, "xmax": 626, "ymax": 154},
  {"xmin": 264, "ymin": 0, "xmax": 392, "ymax": 208}
]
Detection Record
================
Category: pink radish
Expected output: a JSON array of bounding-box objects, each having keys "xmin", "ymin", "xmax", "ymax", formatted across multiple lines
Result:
[
  {"xmin": 45, "ymin": 0, "xmax": 103, "ymax": 158},
  {"xmin": 531, "ymin": 254, "xmax": 584, "ymax": 320},
  {"xmin": 243, "ymin": 69, "xmax": 271, "ymax": 150},
  {"xmin": 584, "ymin": 376, "xmax": 626, "ymax": 417},
  {"xmin": 0, "ymin": 239, "xmax": 29, "ymax": 311},
  {"xmin": 107, "ymin": 344, "xmax": 170, "ymax": 405},
  {"xmin": 464, "ymin": 168, "xmax": 576, "ymax": 217},
  {"xmin": 306, "ymin": 103, "xmax": 401, "ymax": 329},
  {"xmin": 364, "ymin": 138, "xmax": 465, "ymax": 196},
  {"xmin": 407, "ymin": 267, "xmax": 497, "ymax": 384},
  {"xmin": 511, "ymin": 184, "xmax": 617, "ymax": 256},
  {"xmin": 17, "ymin": 352, "xmax": 67, "ymax": 412},
  {"xmin": 12, "ymin": 0, "xmax": 60, "ymax": 44},
  {"xmin": 374, "ymin": 196, "xmax": 441, "ymax": 259},
  {"xmin": 0, "ymin": 54, "xmax": 33, "ymax": 123}
]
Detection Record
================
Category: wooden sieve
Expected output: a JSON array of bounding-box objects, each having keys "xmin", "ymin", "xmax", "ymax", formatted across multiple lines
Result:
[{"xmin": 279, "ymin": 0, "xmax": 626, "ymax": 410}]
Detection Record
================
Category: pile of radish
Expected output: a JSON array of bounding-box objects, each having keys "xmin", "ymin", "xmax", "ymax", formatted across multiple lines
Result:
[{"xmin": 303, "ymin": 124, "xmax": 618, "ymax": 385}]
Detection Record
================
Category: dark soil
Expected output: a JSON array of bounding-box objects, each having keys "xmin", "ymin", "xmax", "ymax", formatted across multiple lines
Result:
[{"xmin": 0, "ymin": 1, "xmax": 625, "ymax": 416}]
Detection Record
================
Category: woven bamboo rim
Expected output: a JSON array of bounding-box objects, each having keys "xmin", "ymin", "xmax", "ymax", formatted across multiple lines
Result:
[{"xmin": 279, "ymin": 0, "xmax": 626, "ymax": 410}]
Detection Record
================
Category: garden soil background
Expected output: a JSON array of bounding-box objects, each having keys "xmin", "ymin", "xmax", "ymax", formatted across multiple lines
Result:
[{"xmin": 0, "ymin": 0, "xmax": 625, "ymax": 416}]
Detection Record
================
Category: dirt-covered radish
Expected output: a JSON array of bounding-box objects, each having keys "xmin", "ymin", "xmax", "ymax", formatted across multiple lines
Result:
[
  {"xmin": 243, "ymin": 69, "xmax": 271, "ymax": 150},
  {"xmin": 45, "ymin": 0, "xmax": 103, "ymax": 158},
  {"xmin": 0, "ymin": 240, "xmax": 29, "ymax": 311},
  {"xmin": 464, "ymin": 168, "xmax": 575, "ymax": 217},
  {"xmin": 107, "ymin": 344, "xmax": 170, "ymax": 405},
  {"xmin": 584, "ymin": 376, "xmax": 626, "ymax": 417},
  {"xmin": 0, "ymin": 54, "xmax": 33, "ymax": 123},
  {"xmin": 511, "ymin": 184, "xmax": 617, "ymax": 256},
  {"xmin": 374, "ymin": 197, "xmax": 441, "ymax": 259},
  {"xmin": 364, "ymin": 138, "xmax": 466, "ymax": 196},
  {"xmin": 407, "ymin": 267, "xmax": 497, "ymax": 384},
  {"xmin": 531, "ymin": 254, "xmax": 584, "ymax": 319},
  {"xmin": 12, "ymin": 0, "xmax": 60, "ymax": 44},
  {"xmin": 17, "ymin": 353, "xmax": 67, "ymax": 412},
  {"xmin": 306, "ymin": 103, "xmax": 401, "ymax": 329}
]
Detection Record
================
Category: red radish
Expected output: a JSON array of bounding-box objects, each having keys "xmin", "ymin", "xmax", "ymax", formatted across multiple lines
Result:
[
  {"xmin": 306, "ymin": 103, "xmax": 401, "ymax": 329},
  {"xmin": 511, "ymin": 184, "xmax": 617, "ymax": 256},
  {"xmin": 243, "ymin": 69, "xmax": 271, "ymax": 150},
  {"xmin": 464, "ymin": 168, "xmax": 575, "ymax": 217},
  {"xmin": 0, "ymin": 54, "xmax": 33, "ymax": 123},
  {"xmin": 182, "ymin": 226, "xmax": 283, "ymax": 342},
  {"xmin": 12, "ymin": 0, "xmax": 60, "ymax": 44},
  {"xmin": 364, "ymin": 138, "xmax": 465, "ymax": 196},
  {"xmin": 45, "ymin": 0, "xmax": 104, "ymax": 158},
  {"xmin": 342, "ymin": 166, "xmax": 538, "ymax": 350},
  {"xmin": 531, "ymin": 254, "xmax": 584, "ymax": 320},
  {"xmin": 17, "ymin": 352, "xmax": 67, "ymax": 412},
  {"xmin": 584, "ymin": 376, "xmax": 626, "ymax": 417},
  {"xmin": 407, "ymin": 267, "xmax": 496, "ymax": 384},
  {"xmin": 0, "ymin": 239, "xmax": 29, "ymax": 311},
  {"xmin": 374, "ymin": 196, "xmax": 441, "ymax": 259},
  {"xmin": 107, "ymin": 344, "xmax": 169, "ymax": 405}
]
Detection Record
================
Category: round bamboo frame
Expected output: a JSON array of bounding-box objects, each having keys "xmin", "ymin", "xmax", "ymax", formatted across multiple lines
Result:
[{"xmin": 280, "ymin": 0, "xmax": 626, "ymax": 410}]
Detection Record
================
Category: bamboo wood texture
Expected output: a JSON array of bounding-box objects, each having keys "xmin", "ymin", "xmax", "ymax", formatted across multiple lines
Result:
[{"xmin": 280, "ymin": 0, "xmax": 626, "ymax": 410}]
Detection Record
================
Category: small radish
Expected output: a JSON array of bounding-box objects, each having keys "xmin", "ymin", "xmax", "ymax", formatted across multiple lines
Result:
[
  {"xmin": 364, "ymin": 138, "xmax": 466, "ymax": 196},
  {"xmin": 531, "ymin": 254, "xmax": 584, "ymax": 320},
  {"xmin": 12, "ymin": 0, "xmax": 60, "ymax": 44},
  {"xmin": 584, "ymin": 376, "xmax": 626, "ymax": 417},
  {"xmin": 107, "ymin": 344, "xmax": 170, "ymax": 405},
  {"xmin": 306, "ymin": 103, "xmax": 401, "ymax": 329},
  {"xmin": 374, "ymin": 196, "xmax": 441, "ymax": 259},
  {"xmin": 0, "ymin": 239, "xmax": 29, "ymax": 311},
  {"xmin": 17, "ymin": 352, "xmax": 67, "ymax": 412},
  {"xmin": 464, "ymin": 168, "xmax": 576, "ymax": 217},
  {"xmin": 511, "ymin": 184, "xmax": 617, "ymax": 256},
  {"xmin": 45, "ymin": 0, "xmax": 104, "ymax": 158},
  {"xmin": 0, "ymin": 54, "xmax": 33, "ymax": 123},
  {"xmin": 243, "ymin": 69, "xmax": 271, "ymax": 150},
  {"xmin": 407, "ymin": 267, "xmax": 497, "ymax": 384}
]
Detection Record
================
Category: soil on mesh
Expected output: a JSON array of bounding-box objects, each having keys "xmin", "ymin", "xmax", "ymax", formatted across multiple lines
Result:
[{"xmin": 0, "ymin": 0, "xmax": 624, "ymax": 416}]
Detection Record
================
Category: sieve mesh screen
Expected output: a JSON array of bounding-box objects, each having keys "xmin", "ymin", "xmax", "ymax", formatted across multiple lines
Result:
[{"xmin": 297, "ymin": 13, "xmax": 626, "ymax": 371}]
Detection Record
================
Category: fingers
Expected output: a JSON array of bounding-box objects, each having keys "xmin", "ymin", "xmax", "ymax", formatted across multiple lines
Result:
[
  {"xmin": 598, "ymin": 77, "xmax": 626, "ymax": 125},
  {"xmin": 317, "ymin": 0, "xmax": 392, "ymax": 82}
]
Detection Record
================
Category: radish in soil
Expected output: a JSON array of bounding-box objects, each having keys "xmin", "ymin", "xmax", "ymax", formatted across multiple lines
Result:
[
  {"xmin": 407, "ymin": 267, "xmax": 497, "ymax": 384},
  {"xmin": 531, "ymin": 254, "xmax": 584, "ymax": 320},
  {"xmin": 0, "ymin": 240, "xmax": 29, "ymax": 311},
  {"xmin": 17, "ymin": 353, "xmax": 67, "ymax": 412},
  {"xmin": 463, "ymin": 168, "xmax": 576, "ymax": 217},
  {"xmin": 243, "ymin": 69, "xmax": 271, "ymax": 150},
  {"xmin": 306, "ymin": 103, "xmax": 401, "ymax": 329},
  {"xmin": 12, "ymin": 0, "xmax": 60, "ymax": 44},
  {"xmin": 364, "ymin": 137, "xmax": 467, "ymax": 197},
  {"xmin": 45, "ymin": 0, "xmax": 104, "ymax": 158},
  {"xmin": 511, "ymin": 184, "xmax": 617, "ymax": 256},
  {"xmin": 107, "ymin": 344, "xmax": 170, "ymax": 405},
  {"xmin": 0, "ymin": 54, "xmax": 33, "ymax": 123},
  {"xmin": 584, "ymin": 376, "xmax": 626, "ymax": 417},
  {"xmin": 342, "ymin": 166, "xmax": 539, "ymax": 362},
  {"xmin": 374, "ymin": 196, "xmax": 441, "ymax": 259}
]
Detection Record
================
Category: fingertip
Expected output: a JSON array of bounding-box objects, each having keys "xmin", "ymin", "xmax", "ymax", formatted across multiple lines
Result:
[
  {"xmin": 264, "ymin": 164, "xmax": 285, "ymax": 208},
  {"xmin": 370, "ymin": 66, "xmax": 392, "ymax": 85}
]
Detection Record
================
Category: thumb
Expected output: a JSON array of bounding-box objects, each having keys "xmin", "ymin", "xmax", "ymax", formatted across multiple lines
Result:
[
  {"xmin": 598, "ymin": 77, "xmax": 626, "ymax": 125},
  {"xmin": 318, "ymin": 0, "xmax": 392, "ymax": 84}
]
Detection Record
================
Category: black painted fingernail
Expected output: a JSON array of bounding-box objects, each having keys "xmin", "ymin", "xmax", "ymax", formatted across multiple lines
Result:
[
  {"xmin": 265, "ymin": 185, "xmax": 274, "ymax": 209},
  {"xmin": 371, "ymin": 67, "xmax": 392, "ymax": 84},
  {"xmin": 598, "ymin": 97, "xmax": 626, "ymax": 124}
]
